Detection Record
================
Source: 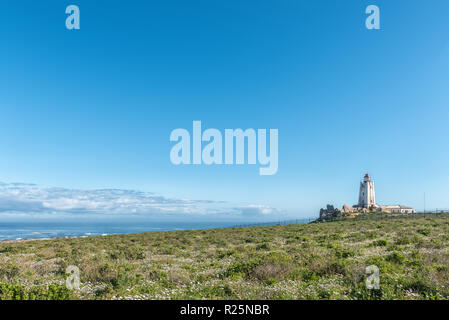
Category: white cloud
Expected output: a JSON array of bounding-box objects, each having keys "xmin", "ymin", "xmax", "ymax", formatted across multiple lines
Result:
[
  {"xmin": 0, "ymin": 182, "xmax": 282, "ymax": 219},
  {"xmin": 233, "ymin": 204, "xmax": 282, "ymax": 217}
]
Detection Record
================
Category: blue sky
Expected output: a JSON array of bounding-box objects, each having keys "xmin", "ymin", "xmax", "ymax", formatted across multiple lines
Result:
[{"xmin": 0, "ymin": 0, "xmax": 449, "ymax": 221}]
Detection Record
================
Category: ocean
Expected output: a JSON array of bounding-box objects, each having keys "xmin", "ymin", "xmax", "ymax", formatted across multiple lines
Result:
[
  {"xmin": 0, "ymin": 218, "xmax": 312, "ymax": 241},
  {"xmin": 0, "ymin": 221, "xmax": 240, "ymax": 241}
]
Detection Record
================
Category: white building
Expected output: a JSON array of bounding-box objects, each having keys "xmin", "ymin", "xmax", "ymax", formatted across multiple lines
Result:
[{"xmin": 381, "ymin": 205, "xmax": 416, "ymax": 214}]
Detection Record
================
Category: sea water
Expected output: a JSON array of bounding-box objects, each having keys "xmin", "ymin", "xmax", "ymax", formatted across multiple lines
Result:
[{"xmin": 0, "ymin": 220, "xmax": 239, "ymax": 241}]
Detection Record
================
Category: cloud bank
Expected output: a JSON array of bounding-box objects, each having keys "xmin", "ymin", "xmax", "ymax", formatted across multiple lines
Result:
[{"xmin": 0, "ymin": 182, "xmax": 282, "ymax": 219}]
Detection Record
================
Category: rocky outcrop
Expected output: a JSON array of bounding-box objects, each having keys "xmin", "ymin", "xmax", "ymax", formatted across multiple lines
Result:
[
  {"xmin": 318, "ymin": 204, "xmax": 360, "ymax": 221},
  {"xmin": 319, "ymin": 204, "xmax": 342, "ymax": 221}
]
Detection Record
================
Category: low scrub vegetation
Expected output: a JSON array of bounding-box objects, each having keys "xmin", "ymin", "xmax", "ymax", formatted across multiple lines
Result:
[{"xmin": 1, "ymin": 213, "xmax": 449, "ymax": 300}]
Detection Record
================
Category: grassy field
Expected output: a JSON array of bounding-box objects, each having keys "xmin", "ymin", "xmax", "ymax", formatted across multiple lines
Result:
[{"xmin": 1, "ymin": 213, "xmax": 449, "ymax": 300}]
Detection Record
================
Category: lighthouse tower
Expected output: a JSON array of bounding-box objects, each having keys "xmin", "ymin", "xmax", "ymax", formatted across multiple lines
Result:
[{"xmin": 358, "ymin": 173, "xmax": 376, "ymax": 208}]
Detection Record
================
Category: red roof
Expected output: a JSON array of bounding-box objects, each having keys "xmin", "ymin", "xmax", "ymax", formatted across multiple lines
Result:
[{"xmin": 364, "ymin": 173, "xmax": 370, "ymax": 178}]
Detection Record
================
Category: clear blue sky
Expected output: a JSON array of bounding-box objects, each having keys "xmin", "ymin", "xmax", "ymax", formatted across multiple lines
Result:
[{"xmin": 0, "ymin": 0, "xmax": 448, "ymax": 221}]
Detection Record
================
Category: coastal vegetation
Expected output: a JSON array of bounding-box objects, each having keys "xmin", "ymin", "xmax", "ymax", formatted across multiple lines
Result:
[{"xmin": 0, "ymin": 212, "xmax": 449, "ymax": 300}]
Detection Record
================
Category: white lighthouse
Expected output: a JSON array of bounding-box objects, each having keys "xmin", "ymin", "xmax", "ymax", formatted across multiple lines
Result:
[
  {"xmin": 358, "ymin": 173, "xmax": 376, "ymax": 208},
  {"xmin": 319, "ymin": 172, "xmax": 416, "ymax": 220}
]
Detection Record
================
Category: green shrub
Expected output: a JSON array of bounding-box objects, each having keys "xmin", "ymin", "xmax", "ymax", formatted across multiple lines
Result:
[
  {"xmin": 0, "ymin": 282, "xmax": 72, "ymax": 300},
  {"xmin": 256, "ymin": 243, "xmax": 270, "ymax": 251},
  {"xmin": 335, "ymin": 247, "xmax": 356, "ymax": 258},
  {"xmin": 372, "ymin": 239, "xmax": 388, "ymax": 247},
  {"xmin": 217, "ymin": 249, "xmax": 235, "ymax": 258},
  {"xmin": 386, "ymin": 252, "xmax": 406, "ymax": 265},
  {"xmin": 417, "ymin": 228, "xmax": 431, "ymax": 236},
  {"xmin": 0, "ymin": 246, "xmax": 17, "ymax": 254},
  {"xmin": 395, "ymin": 235, "xmax": 411, "ymax": 245},
  {"xmin": 223, "ymin": 258, "xmax": 262, "ymax": 279}
]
